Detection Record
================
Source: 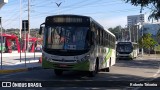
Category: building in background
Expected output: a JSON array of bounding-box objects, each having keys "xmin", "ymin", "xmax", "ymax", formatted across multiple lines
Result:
[
  {"xmin": 125, "ymin": 14, "xmax": 145, "ymax": 43},
  {"xmin": 127, "ymin": 14, "xmax": 144, "ymax": 26},
  {"xmin": 0, "ymin": 0, "xmax": 8, "ymax": 8}
]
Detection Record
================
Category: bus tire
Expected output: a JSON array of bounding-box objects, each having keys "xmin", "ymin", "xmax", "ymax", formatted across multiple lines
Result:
[
  {"xmin": 88, "ymin": 59, "xmax": 99, "ymax": 77},
  {"xmin": 106, "ymin": 67, "xmax": 110, "ymax": 72},
  {"xmin": 54, "ymin": 69, "xmax": 63, "ymax": 76}
]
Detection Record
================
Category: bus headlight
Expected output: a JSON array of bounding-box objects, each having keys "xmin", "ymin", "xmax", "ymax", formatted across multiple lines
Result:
[
  {"xmin": 44, "ymin": 56, "xmax": 52, "ymax": 62},
  {"xmin": 47, "ymin": 58, "xmax": 52, "ymax": 62}
]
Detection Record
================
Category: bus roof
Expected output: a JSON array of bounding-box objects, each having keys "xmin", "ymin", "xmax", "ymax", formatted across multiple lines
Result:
[
  {"xmin": 105, "ymin": 29, "xmax": 116, "ymax": 37},
  {"xmin": 46, "ymin": 14, "xmax": 115, "ymax": 37},
  {"xmin": 46, "ymin": 14, "xmax": 90, "ymax": 20}
]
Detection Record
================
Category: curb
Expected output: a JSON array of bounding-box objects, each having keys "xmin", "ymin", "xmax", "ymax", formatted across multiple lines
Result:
[
  {"xmin": 0, "ymin": 67, "xmax": 42, "ymax": 74},
  {"xmin": 0, "ymin": 68, "xmax": 28, "ymax": 74}
]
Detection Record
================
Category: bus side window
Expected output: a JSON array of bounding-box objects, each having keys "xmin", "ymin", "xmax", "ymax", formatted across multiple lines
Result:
[
  {"xmin": 96, "ymin": 29, "xmax": 99, "ymax": 44},
  {"xmin": 91, "ymin": 31, "xmax": 95, "ymax": 45}
]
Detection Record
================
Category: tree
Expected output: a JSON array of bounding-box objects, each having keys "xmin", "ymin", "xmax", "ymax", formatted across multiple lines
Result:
[
  {"xmin": 124, "ymin": 0, "xmax": 160, "ymax": 20},
  {"xmin": 139, "ymin": 33, "xmax": 157, "ymax": 55},
  {"xmin": 108, "ymin": 26, "xmax": 122, "ymax": 41}
]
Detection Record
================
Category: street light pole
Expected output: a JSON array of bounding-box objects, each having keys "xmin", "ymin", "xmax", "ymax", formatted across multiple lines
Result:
[
  {"xmin": 0, "ymin": 17, "xmax": 2, "ymax": 69},
  {"xmin": 19, "ymin": 0, "xmax": 22, "ymax": 62},
  {"xmin": 141, "ymin": 22, "xmax": 144, "ymax": 56},
  {"xmin": 129, "ymin": 25, "xmax": 131, "ymax": 42},
  {"xmin": 0, "ymin": 0, "xmax": 8, "ymax": 70},
  {"xmin": 27, "ymin": 0, "xmax": 30, "ymax": 52},
  {"xmin": 136, "ymin": 24, "xmax": 139, "ymax": 54}
]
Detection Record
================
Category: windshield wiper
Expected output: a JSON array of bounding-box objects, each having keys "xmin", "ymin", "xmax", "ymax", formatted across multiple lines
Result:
[{"xmin": 59, "ymin": 49, "xmax": 68, "ymax": 52}]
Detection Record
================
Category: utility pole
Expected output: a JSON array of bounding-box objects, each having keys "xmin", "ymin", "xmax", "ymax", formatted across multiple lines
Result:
[
  {"xmin": 27, "ymin": 0, "xmax": 30, "ymax": 52},
  {"xmin": 0, "ymin": 17, "xmax": 2, "ymax": 69},
  {"xmin": 19, "ymin": 0, "xmax": 22, "ymax": 38},
  {"xmin": 129, "ymin": 26, "xmax": 131, "ymax": 42},
  {"xmin": 137, "ymin": 24, "xmax": 139, "ymax": 54},
  {"xmin": 140, "ymin": 14, "xmax": 144, "ymax": 56},
  {"xmin": 0, "ymin": 0, "xmax": 8, "ymax": 69},
  {"xmin": 19, "ymin": 0, "xmax": 22, "ymax": 62},
  {"xmin": 141, "ymin": 22, "xmax": 144, "ymax": 56}
]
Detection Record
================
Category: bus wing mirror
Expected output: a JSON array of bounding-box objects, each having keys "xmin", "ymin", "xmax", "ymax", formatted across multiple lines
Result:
[
  {"xmin": 39, "ymin": 23, "xmax": 45, "ymax": 35},
  {"xmin": 39, "ymin": 27, "xmax": 43, "ymax": 35}
]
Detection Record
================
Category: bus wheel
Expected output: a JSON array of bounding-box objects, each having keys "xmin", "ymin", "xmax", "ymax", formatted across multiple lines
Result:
[
  {"xmin": 54, "ymin": 69, "xmax": 63, "ymax": 76},
  {"xmin": 88, "ymin": 59, "xmax": 99, "ymax": 77},
  {"xmin": 106, "ymin": 67, "xmax": 110, "ymax": 72}
]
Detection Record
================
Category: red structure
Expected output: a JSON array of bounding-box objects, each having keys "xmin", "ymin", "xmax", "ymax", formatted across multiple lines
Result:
[
  {"xmin": 0, "ymin": 33, "xmax": 41, "ymax": 53},
  {"xmin": 22, "ymin": 37, "xmax": 38, "ymax": 52},
  {"xmin": 0, "ymin": 33, "xmax": 20, "ymax": 53}
]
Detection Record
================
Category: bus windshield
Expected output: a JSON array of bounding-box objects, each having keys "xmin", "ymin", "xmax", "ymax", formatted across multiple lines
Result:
[
  {"xmin": 45, "ymin": 26, "xmax": 90, "ymax": 51},
  {"xmin": 117, "ymin": 43, "xmax": 133, "ymax": 53}
]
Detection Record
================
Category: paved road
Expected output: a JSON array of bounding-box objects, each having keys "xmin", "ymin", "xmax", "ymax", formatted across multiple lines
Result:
[{"xmin": 0, "ymin": 56, "xmax": 159, "ymax": 90}]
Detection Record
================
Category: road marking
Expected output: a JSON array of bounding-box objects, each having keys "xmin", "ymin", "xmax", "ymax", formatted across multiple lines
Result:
[
  {"xmin": 133, "ymin": 62, "xmax": 160, "ymax": 90},
  {"xmin": 153, "ymin": 67, "xmax": 160, "ymax": 77}
]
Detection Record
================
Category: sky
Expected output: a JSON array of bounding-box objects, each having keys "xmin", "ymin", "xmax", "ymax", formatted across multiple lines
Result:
[{"xmin": 0, "ymin": 0, "xmax": 153, "ymax": 29}]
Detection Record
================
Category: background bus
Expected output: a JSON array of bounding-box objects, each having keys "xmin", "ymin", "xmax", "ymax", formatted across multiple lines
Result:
[
  {"xmin": 39, "ymin": 14, "xmax": 116, "ymax": 77},
  {"xmin": 116, "ymin": 41, "xmax": 138, "ymax": 60}
]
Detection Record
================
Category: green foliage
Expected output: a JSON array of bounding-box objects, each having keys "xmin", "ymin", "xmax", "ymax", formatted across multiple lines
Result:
[
  {"xmin": 108, "ymin": 26, "xmax": 122, "ymax": 40},
  {"xmin": 124, "ymin": 0, "xmax": 160, "ymax": 20},
  {"xmin": 139, "ymin": 33, "xmax": 157, "ymax": 49}
]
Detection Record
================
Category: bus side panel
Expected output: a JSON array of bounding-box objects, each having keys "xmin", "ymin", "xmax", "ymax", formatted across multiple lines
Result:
[
  {"xmin": 99, "ymin": 47, "xmax": 113, "ymax": 69},
  {"xmin": 87, "ymin": 46, "xmax": 98, "ymax": 71},
  {"xmin": 111, "ymin": 49, "xmax": 116, "ymax": 66}
]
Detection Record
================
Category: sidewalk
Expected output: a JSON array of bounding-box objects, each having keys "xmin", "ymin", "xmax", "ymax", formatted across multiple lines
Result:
[
  {"xmin": 137, "ymin": 53, "xmax": 160, "ymax": 60},
  {"xmin": 0, "ymin": 52, "xmax": 42, "ymax": 74}
]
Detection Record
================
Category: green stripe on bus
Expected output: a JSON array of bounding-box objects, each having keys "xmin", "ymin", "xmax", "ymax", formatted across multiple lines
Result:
[{"xmin": 103, "ymin": 48, "xmax": 112, "ymax": 64}]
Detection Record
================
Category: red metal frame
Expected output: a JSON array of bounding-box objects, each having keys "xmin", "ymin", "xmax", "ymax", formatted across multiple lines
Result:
[
  {"xmin": 22, "ymin": 37, "xmax": 38, "ymax": 52},
  {"xmin": 0, "ymin": 33, "xmax": 20, "ymax": 53}
]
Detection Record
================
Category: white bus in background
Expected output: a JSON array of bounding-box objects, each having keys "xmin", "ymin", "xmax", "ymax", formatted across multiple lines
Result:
[
  {"xmin": 39, "ymin": 14, "xmax": 116, "ymax": 77},
  {"xmin": 116, "ymin": 41, "xmax": 138, "ymax": 60}
]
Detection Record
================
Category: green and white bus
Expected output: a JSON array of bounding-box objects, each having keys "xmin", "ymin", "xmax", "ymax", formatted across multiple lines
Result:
[
  {"xmin": 116, "ymin": 41, "xmax": 138, "ymax": 60},
  {"xmin": 39, "ymin": 15, "xmax": 116, "ymax": 77}
]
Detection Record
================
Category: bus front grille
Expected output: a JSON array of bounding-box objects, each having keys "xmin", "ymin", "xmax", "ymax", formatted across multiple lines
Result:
[{"xmin": 52, "ymin": 59, "xmax": 76, "ymax": 63}]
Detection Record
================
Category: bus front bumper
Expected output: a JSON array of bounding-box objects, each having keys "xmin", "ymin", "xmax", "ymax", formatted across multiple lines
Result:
[
  {"xmin": 116, "ymin": 54, "xmax": 132, "ymax": 59},
  {"xmin": 42, "ymin": 58, "xmax": 90, "ymax": 71}
]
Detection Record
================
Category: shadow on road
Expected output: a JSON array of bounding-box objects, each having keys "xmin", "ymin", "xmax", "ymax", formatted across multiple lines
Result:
[
  {"xmin": 0, "ymin": 69, "xmax": 148, "ymax": 81},
  {"xmin": 115, "ymin": 59, "xmax": 160, "ymax": 69},
  {"xmin": 0, "ymin": 70, "xmax": 157, "ymax": 90}
]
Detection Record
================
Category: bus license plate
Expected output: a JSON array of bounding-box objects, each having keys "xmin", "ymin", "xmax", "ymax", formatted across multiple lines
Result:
[{"xmin": 59, "ymin": 64, "xmax": 67, "ymax": 67}]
